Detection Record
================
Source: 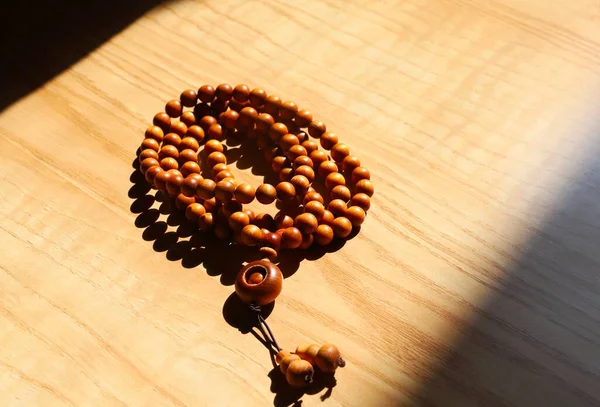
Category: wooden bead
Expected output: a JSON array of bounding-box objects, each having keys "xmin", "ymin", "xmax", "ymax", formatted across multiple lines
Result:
[
  {"xmin": 294, "ymin": 166, "xmax": 314, "ymax": 184},
  {"xmin": 321, "ymin": 210, "xmax": 335, "ymax": 226},
  {"xmin": 199, "ymin": 115, "xmax": 218, "ymax": 132},
  {"xmin": 293, "ymin": 155, "xmax": 313, "ymax": 169},
  {"xmin": 158, "ymin": 145, "xmax": 179, "ymax": 161},
  {"xmin": 221, "ymin": 109, "xmax": 239, "ymax": 130},
  {"xmin": 279, "ymin": 354, "xmax": 301, "ymax": 375},
  {"xmin": 238, "ymin": 107, "xmax": 258, "ymax": 129},
  {"xmin": 276, "ymin": 350, "xmax": 291, "ymax": 365},
  {"xmin": 263, "ymin": 232, "xmax": 281, "ymax": 250},
  {"xmin": 239, "ymin": 225, "xmax": 264, "ymax": 247},
  {"xmin": 310, "ymin": 150, "xmax": 329, "ymax": 169},
  {"xmin": 249, "ymin": 88, "xmax": 267, "ymax": 108},
  {"xmin": 325, "ymin": 172, "xmax": 346, "ymax": 192},
  {"xmin": 264, "ymin": 95, "xmax": 282, "ymax": 116},
  {"xmin": 331, "ymin": 143, "xmax": 350, "ymax": 162},
  {"xmin": 180, "ymin": 89, "xmax": 197, "ymax": 107},
  {"xmin": 296, "ymin": 344, "xmax": 320, "ymax": 365},
  {"xmin": 180, "ymin": 136, "xmax": 200, "ymax": 152},
  {"xmin": 204, "ymin": 139, "xmax": 224, "ymax": 155},
  {"xmin": 342, "ymin": 155, "xmax": 361, "ymax": 173},
  {"xmin": 141, "ymin": 138, "xmax": 160, "ymax": 152},
  {"xmin": 278, "ymin": 168, "xmax": 294, "ymax": 182},
  {"xmin": 162, "ymin": 133, "xmax": 181, "ymax": 148},
  {"xmin": 185, "ymin": 125, "xmax": 205, "ymax": 144},
  {"xmin": 256, "ymin": 184, "xmax": 277, "ymax": 204},
  {"xmin": 308, "ymin": 120, "xmax": 326, "ymax": 138},
  {"xmin": 318, "ymin": 161, "xmax": 338, "ymax": 178},
  {"xmin": 304, "ymin": 201, "xmax": 325, "ymax": 220},
  {"xmin": 207, "ymin": 123, "xmax": 225, "ymax": 141},
  {"xmin": 295, "ymin": 130, "xmax": 308, "ymax": 143},
  {"xmin": 228, "ymin": 211, "xmax": 250, "ymax": 233},
  {"xmin": 160, "ymin": 157, "xmax": 179, "ymax": 171},
  {"xmin": 332, "ymin": 216, "xmax": 353, "ymax": 238},
  {"xmin": 253, "ymin": 213, "xmax": 275, "ymax": 230},
  {"xmin": 294, "ymin": 213, "xmax": 318, "ymax": 235},
  {"xmin": 234, "ymin": 183, "xmax": 256, "ymax": 204},
  {"xmin": 170, "ymin": 121, "xmax": 188, "ymax": 137},
  {"xmin": 207, "ymin": 151, "xmax": 227, "ymax": 168},
  {"xmin": 153, "ymin": 170, "xmax": 171, "ymax": 191},
  {"xmin": 232, "ymin": 84, "xmax": 250, "ymax": 103},
  {"xmin": 303, "ymin": 191, "xmax": 324, "ymax": 205},
  {"xmin": 328, "ymin": 199, "xmax": 348, "ymax": 217},
  {"xmin": 197, "ymin": 212, "xmax": 215, "ymax": 231},
  {"xmin": 315, "ymin": 344, "xmax": 345, "ymax": 373},
  {"xmin": 350, "ymin": 193, "xmax": 371, "ymax": 211},
  {"xmin": 290, "ymin": 175, "xmax": 310, "ymax": 196},
  {"xmin": 153, "ymin": 112, "xmax": 171, "ymax": 131},
  {"xmin": 276, "ymin": 182, "xmax": 296, "ymax": 201},
  {"xmin": 181, "ymin": 174, "xmax": 203, "ymax": 196},
  {"xmin": 166, "ymin": 170, "xmax": 184, "ymax": 195},
  {"xmin": 280, "ymin": 134, "xmax": 300, "ymax": 152},
  {"xmin": 165, "ymin": 100, "xmax": 183, "ymax": 118},
  {"xmin": 211, "ymin": 163, "xmax": 228, "ymax": 178},
  {"xmin": 198, "ymin": 85, "xmax": 215, "ymax": 103},
  {"xmin": 215, "ymin": 83, "xmax": 233, "ymax": 102},
  {"xmin": 202, "ymin": 197, "xmax": 218, "ymax": 213},
  {"xmin": 255, "ymin": 113, "xmax": 275, "ymax": 134},
  {"xmin": 271, "ymin": 156, "xmax": 290, "ymax": 173},
  {"xmin": 139, "ymin": 149, "xmax": 159, "ymax": 163},
  {"xmin": 355, "ymin": 179, "xmax": 374, "ymax": 197},
  {"xmin": 286, "ymin": 145, "xmax": 307, "ymax": 161},
  {"xmin": 281, "ymin": 227, "xmax": 303, "ymax": 249},
  {"xmin": 145, "ymin": 166, "xmax": 163, "ymax": 185},
  {"xmin": 275, "ymin": 213, "xmax": 294, "ymax": 229},
  {"xmin": 269, "ymin": 123, "xmax": 288, "ymax": 142},
  {"xmin": 259, "ymin": 247, "xmax": 278, "ymax": 260},
  {"xmin": 331, "ymin": 185, "xmax": 351, "ymax": 201},
  {"xmin": 346, "ymin": 206, "xmax": 366, "ymax": 226},
  {"xmin": 295, "ymin": 109, "xmax": 313, "ymax": 127},
  {"xmin": 286, "ymin": 359, "xmax": 314, "ymax": 388},
  {"xmin": 178, "ymin": 149, "xmax": 198, "ymax": 164},
  {"xmin": 351, "ymin": 167, "xmax": 371, "ymax": 183},
  {"xmin": 279, "ymin": 101, "xmax": 298, "ymax": 120},
  {"xmin": 180, "ymin": 111, "xmax": 197, "ymax": 127},
  {"xmin": 176, "ymin": 193, "xmax": 196, "ymax": 211},
  {"xmin": 244, "ymin": 208, "xmax": 256, "ymax": 223},
  {"xmin": 320, "ymin": 132, "xmax": 339, "ymax": 150},
  {"xmin": 215, "ymin": 170, "xmax": 234, "ymax": 183},
  {"xmin": 145, "ymin": 126, "xmax": 164, "ymax": 143},
  {"xmin": 214, "ymin": 179, "xmax": 235, "ymax": 201},
  {"xmin": 300, "ymin": 233, "xmax": 314, "ymax": 249},
  {"xmin": 314, "ymin": 224, "xmax": 334, "ymax": 245},
  {"xmin": 185, "ymin": 203, "xmax": 206, "ymax": 223},
  {"xmin": 222, "ymin": 200, "xmax": 243, "ymax": 217},
  {"xmin": 196, "ymin": 179, "xmax": 217, "ymax": 199},
  {"xmin": 301, "ymin": 140, "xmax": 318, "ymax": 155}
]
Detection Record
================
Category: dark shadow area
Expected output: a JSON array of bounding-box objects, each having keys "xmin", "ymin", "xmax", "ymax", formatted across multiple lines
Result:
[
  {"xmin": 417, "ymin": 131, "xmax": 600, "ymax": 406},
  {"xmin": 0, "ymin": 0, "xmax": 165, "ymax": 112}
]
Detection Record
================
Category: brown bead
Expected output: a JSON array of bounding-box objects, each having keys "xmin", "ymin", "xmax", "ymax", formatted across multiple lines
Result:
[
  {"xmin": 314, "ymin": 224, "xmax": 334, "ymax": 245},
  {"xmin": 154, "ymin": 170, "xmax": 171, "ymax": 192},
  {"xmin": 232, "ymin": 84, "xmax": 250, "ymax": 103},
  {"xmin": 315, "ymin": 344, "xmax": 345, "ymax": 373},
  {"xmin": 255, "ymin": 113, "xmax": 275, "ymax": 134},
  {"xmin": 196, "ymin": 179, "xmax": 217, "ymax": 199},
  {"xmin": 203, "ymin": 139, "xmax": 223, "ymax": 156},
  {"xmin": 271, "ymin": 156, "xmax": 289, "ymax": 174},
  {"xmin": 286, "ymin": 359, "xmax": 314, "ymax": 388},
  {"xmin": 180, "ymin": 111, "xmax": 196, "ymax": 127},
  {"xmin": 228, "ymin": 211, "xmax": 250, "ymax": 233},
  {"xmin": 293, "ymin": 155, "xmax": 313, "ymax": 169},
  {"xmin": 279, "ymin": 101, "xmax": 298, "ymax": 121},
  {"xmin": 321, "ymin": 210, "xmax": 335, "ymax": 226},
  {"xmin": 317, "ymin": 163, "xmax": 338, "ymax": 180},
  {"xmin": 220, "ymin": 109, "xmax": 239, "ymax": 130},
  {"xmin": 153, "ymin": 112, "xmax": 171, "ymax": 132},
  {"xmin": 185, "ymin": 203, "xmax": 206, "ymax": 223},
  {"xmin": 331, "ymin": 143, "xmax": 350, "ymax": 162},
  {"xmin": 145, "ymin": 126, "xmax": 164, "ymax": 143},
  {"xmin": 209, "ymin": 163, "xmax": 227, "ymax": 178},
  {"xmin": 180, "ymin": 137, "xmax": 200, "ymax": 152},
  {"xmin": 308, "ymin": 120, "xmax": 326, "ymax": 138},
  {"xmin": 303, "ymin": 191, "xmax": 324, "ymax": 205},
  {"xmin": 199, "ymin": 115, "xmax": 218, "ymax": 132},
  {"xmin": 141, "ymin": 138, "xmax": 160, "ymax": 152},
  {"xmin": 163, "ymin": 133, "xmax": 182, "ymax": 148},
  {"xmin": 269, "ymin": 122, "xmax": 288, "ymax": 142},
  {"xmin": 290, "ymin": 175, "xmax": 310, "ymax": 196},
  {"xmin": 281, "ymin": 227, "xmax": 303, "ymax": 249},
  {"xmin": 178, "ymin": 149, "xmax": 198, "ymax": 164},
  {"xmin": 331, "ymin": 185, "xmax": 351, "ymax": 201},
  {"xmin": 259, "ymin": 247, "xmax": 278, "ymax": 260},
  {"xmin": 235, "ymin": 262, "xmax": 282, "ymax": 305},
  {"xmin": 198, "ymin": 85, "xmax": 215, "ymax": 103},
  {"xmin": 214, "ymin": 180, "xmax": 235, "ymax": 201},
  {"xmin": 253, "ymin": 213, "xmax": 275, "ymax": 230},
  {"xmin": 350, "ymin": 193, "xmax": 371, "ymax": 211},
  {"xmin": 207, "ymin": 151, "xmax": 227, "ymax": 168},
  {"xmin": 328, "ymin": 199, "xmax": 348, "ymax": 217},
  {"xmin": 244, "ymin": 208, "xmax": 255, "ymax": 223},
  {"xmin": 181, "ymin": 173, "xmax": 203, "ymax": 196},
  {"xmin": 234, "ymin": 183, "xmax": 256, "ymax": 204},
  {"xmin": 202, "ymin": 197, "xmax": 219, "ymax": 213},
  {"xmin": 295, "ymin": 109, "xmax": 313, "ymax": 127},
  {"xmin": 295, "ymin": 344, "xmax": 320, "ymax": 365},
  {"xmin": 275, "ymin": 213, "xmax": 294, "ymax": 229},
  {"xmin": 198, "ymin": 212, "xmax": 215, "ymax": 231},
  {"xmin": 165, "ymin": 100, "xmax": 183, "ymax": 118},
  {"xmin": 249, "ymin": 88, "xmax": 267, "ymax": 108},
  {"xmin": 139, "ymin": 149, "xmax": 159, "ymax": 163},
  {"xmin": 286, "ymin": 145, "xmax": 307, "ymax": 161},
  {"xmin": 166, "ymin": 170, "xmax": 184, "ymax": 195},
  {"xmin": 180, "ymin": 89, "xmax": 197, "ymax": 107},
  {"xmin": 351, "ymin": 167, "xmax": 371, "ymax": 183},
  {"xmin": 238, "ymin": 107, "xmax": 258, "ymax": 129},
  {"xmin": 332, "ymin": 216, "xmax": 353, "ymax": 238},
  {"xmin": 140, "ymin": 158, "xmax": 160, "ymax": 174},
  {"xmin": 170, "ymin": 121, "xmax": 188, "ymax": 137},
  {"xmin": 304, "ymin": 201, "xmax": 325, "ymax": 220},
  {"xmin": 295, "ymin": 130, "xmax": 308, "ymax": 143},
  {"xmin": 263, "ymin": 231, "xmax": 281, "ymax": 250},
  {"xmin": 320, "ymin": 132, "xmax": 338, "ymax": 150},
  {"xmin": 294, "ymin": 213, "xmax": 318, "ymax": 235},
  {"xmin": 346, "ymin": 206, "xmax": 366, "ymax": 227},
  {"xmin": 278, "ymin": 167, "xmax": 294, "ymax": 182},
  {"xmin": 276, "ymin": 350, "xmax": 291, "ymax": 365},
  {"xmin": 264, "ymin": 95, "xmax": 282, "ymax": 116},
  {"xmin": 159, "ymin": 145, "xmax": 179, "ymax": 160},
  {"xmin": 207, "ymin": 123, "xmax": 225, "ymax": 141},
  {"xmin": 184, "ymin": 126, "xmax": 204, "ymax": 144},
  {"xmin": 276, "ymin": 182, "xmax": 296, "ymax": 201},
  {"xmin": 310, "ymin": 150, "xmax": 329, "ymax": 169},
  {"xmin": 239, "ymin": 225, "xmax": 264, "ymax": 247},
  {"xmin": 215, "ymin": 83, "xmax": 233, "ymax": 102},
  {"xmin": 145, "ymin": 166, "xmax": 163, "ymax": 185},
  {"xmin": 279, "ymin": 353, "xmax": 301, "ymax": 375},
  {"xmin": 355, "ymin": 179, "xmax": 374, "ymax": 197},
  {"xmin": 300, "ymin": 233, "xmax": 314, "ymax": 249},
  {"xmin": 280, "ymin": 134, "xmax": 300, "ymax": 152},
  {"xmin": 215, "ymin": 170, "xmax": 234, "ymax": 183},
  {"xmin": 342, "ymin": 155, "xmax": 361, "ymax": 173},
  {"xmin": 256, "ymin": 184, "xmax": 277, "ymax": 204},
  {"xmin": 175, "ymin": 193, "xmax": 196, "ymax": 211},
  {"xmin": 160, "ymin": 157, "xmax": 179, "ymax": 171}
]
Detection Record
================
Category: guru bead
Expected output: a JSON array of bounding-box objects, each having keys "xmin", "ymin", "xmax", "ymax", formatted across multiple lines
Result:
[
  {"xmin": 315, "ymin": 344, "xmax": 346, "ymax": 373},
  {"xmin": 235, "ymin": 260, "xmax": 282, "ymax": 305}
]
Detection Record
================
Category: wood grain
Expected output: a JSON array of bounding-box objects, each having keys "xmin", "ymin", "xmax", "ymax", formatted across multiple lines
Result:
[{"xmin": 2, "ymin": 0, "xmax": 600, "ymax": 405}]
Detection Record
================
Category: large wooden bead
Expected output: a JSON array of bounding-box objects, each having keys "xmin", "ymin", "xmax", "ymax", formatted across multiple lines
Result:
[
  {"xmin": 308, "ymin": 120, "xmax": 326, "ymax": 138},
  {"xmin": 281, "ymin": 227, "xmax": 303, "ymax": 249},
  {"xmin": 197, "ymin": 212, "xmax": 215, "ymax": 231},
  {"xmin": 332, "ymin": 216, "xmax": 353, "ymax": 238},
  {"xmin": 181, "ymin": 174, "xmax": 203, "ymax": 196},
  {"xmin": 301, "ymin": 140, "xmax": 319, "ymax": 155},
  {"xmin": 321, "ymin": 210, "xmax": 335, "ymax": 226},
  {"xmin": 264, "ymin": 95, "xmax": 282, "ymax": 116},
  {"xmin": 234, "ymin": 183, "xmax": 256, "ymax": 204},
  {"xmin": 199, "ymin": 115, "xmax": 218, "ymax": 132},
  {"xmin": 355, "ymin": 179, "xmax": 375, "ymax": 196},
  {"xmin": 315, "ymin": 344, "xmax": 346, "ymax": 373},
  {"xmin": 239, "ymin": 225, "xmax": 265, "ymax": 247},
  {"xmin": 286, "ymin": 145, "xmax": 307, "ymax": 161},
  {"xmin": 153, "ymin": 112, "xmax": 171, "ymax": 131},
  {"xmin": 221, "ymin": 109, "xmax": 239, "ymax": 130},
  {"xmin": 293, "ymin": 155, "xmax": 313, "ymax": 169},
  {"xmin": 198, "ymin": 85, "xmax": 215, "ymax": 103},
  {"xmin": 294, "ymin": 213, "xmax": 318, "ymax": 235},
  {"xmin": 211, "ymin": 163, "xmax": 228, "ymax": 177},
  {"xmin": 145, "ymin": 166, "xmax": 163, "ymax": 185},
  {"xmin": 331, "ymin": 143, "xmax": 350, "ymax": 162},
  {"xmin": 202, "ymin": 197, "xmax": 219, "ymax": 213},
  {"xmin": 278, "ymin": 168, "xmax": 294, "ymax": 182},
  {"xmin": 229, "ymin": 211, "xmax": 250, "ymax": 233},
  {"xmin": 325, "ymin": 172, "xmax": 346, "ymax": 190},
  {"xmin": 215, "ymin": 170, "xmax": 234, "ymax": 183},
  {"xmin": 329, "ymin": 199, "xmax": 348, "ymax": 217},
  {"xmin": 263, "ymin": 232, "xmax": 281, "ymax": 250},
  {"xmin": 350, "ymin": 193, "xmax": 371, "ymax": 211},
  {"xmin": 271, "ymin": 156, "xmax": 289, "ymax": 173},
  {"xmin": 160, "ymin": 157, "xmax": 179, "ymax": 171},
  {"xmin": 204, "ymin": 139, "xmax": 224, "ymax": 155},
  {"xmin": 196, "ymin": 179, "xmax": 217, "ymax": 199},
  {"xmin": 249, "ymin": 88, "xmax": 267, "ymax": 108},
  {"xmin": 215, "ymin": 179, "xmax": 235, "ymax": 201},
  {"xmin": 145, "ymin": 126, "xmax": 164, "ymax": 143},
  {"xmin": 222, "ymin": 200, "xmax": 243, "ymax": 217},
  {"xmin": 253, "ymin": 213, "xmax": 275, "ymax": 230},
  {"xmin": 207, "ymin": 123, "xmax": 225, "ymax": 141},
  {"xmin": 320, "ymin": 132, "xmax": 338, "ymax": 150},
  {"xmin": 345, "ymin": 206, "xmax": 366, "ymax": 226},
  {"xmin": 318, "ymin": 161, "xmax": 338, "ymax": 178},
  {"xmin": 351, "ymin": 167, "xmax": 371, "ymax": 183},
  {"xmin": 163, "ymin": 133, "xmax": 182, "ymax": 148},
  {"xmin": 303, "ymin": 191, "xmax": 324, "ymax": 205},
  {"xmin": 286, "ymin": 359, "xmax": 314, "ymax": 388},
  {"xmin": 207, "ymin": 152, "xmax": 227, "ymax": 168},
  {"xmin": 331, "ymin": 185, "xmax": 351, "ymax": 202},
  {"xmin": 179, "ymin": 149, "xmax": 198, "ymax": 164},
  {"xmin": 159, "ymin": 145, "xmax": 179, "ymax": 161},
  {"xmin": 295, "ymin": 165, "xmax": 315, "ymax": 183},
  {"xmin": 342, "ymin": 155, "xmax": 361, "ymax": 173},
  {"xmin": 280, "ymin": 134, "xmax": 300, "ymax": 152},
  {"xmin": 186, "ymin": 125, "xmax": 205, "ymax": 144},
  {"xmin": 238, "ymin": 107, "xmax": 258, "ymax": 129},
  {"xmin": 256, "ymin": 184, "xmax": 277, "ymax": 204},
  {"xmin": 290, "ymin": 175, "xmax": 310, "ymax": 196},
  {"xmin": 275, "ymin": 213, "xmax": 294, "ymax": 229},
  {"xmin": 154, "ymin": 170, "xmax": 171, "ymax": 192},
  {"xmin": 166, "ymin": 170, "xmax": 184, "ymax": 196},
  {"xmin": 314, "ymin": 224, "xmax": 334, "ymax": 245},
  {"xmin": 310, "ymin": 150, "xmax": 329, "ymax": 170},
  {"xmin": 215, "ymin": 83, "xmax": 233, "ymax": 101},
  {"xmin": 170, "ymin": 121, "xmax": 188, "ymax": 137},
  {"xmin": 180, "ymin": 89, "xmax": 197, "ymax": 107},
  {"xmin": 255, "ymin": 113, "xmax": 275, "ymax": 134},
  {"xmin": 140, "ymin": 158, "xmax": 160, "ymax": 174},
  {"xmin": 296, "ymin": 344, "xmax": 320, "ymax": 365},
  {"xmin": 232, "ymin": 84, "xmax": 250, "ymax": 102},
  {"xmin": 141, "ymin": 138, "xmax": 160, "ymax": 152},
  {"xmin": 180, "ymin": 111, "xmax": 196, "ymax": 127},
  {"xmin": 276, "ymin": 182, "xmax": 296, "ymax": 201},
  {"xmin": 295, "ymin": 109, "xmax": 313, "ymax": 127},
  {"xmin": 279, "ymin": 101, "xmax": 298, "ymax": 121},
  {"xmin": 269, "ymin": 123, "xmax": 288, "ymax": 142},
  {"xmin": 304, "ymin": 201, "xmax": 325, "ymax": 220},
  {"xmin": 165, "ymin": 100, "xmax": 183, "ymax": 117},
  {"xmin": 180, "ymin": 136, "xmax": 200, "ymax": 152},
  {"xmin": 181, "ymin": 162, "xmax": 201, "ymax": 178}
]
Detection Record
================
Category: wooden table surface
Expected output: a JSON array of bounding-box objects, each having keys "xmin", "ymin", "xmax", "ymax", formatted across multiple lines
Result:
[{"xmin": 2, "ymin": 0, "xmax": 600, "ymax": 406}]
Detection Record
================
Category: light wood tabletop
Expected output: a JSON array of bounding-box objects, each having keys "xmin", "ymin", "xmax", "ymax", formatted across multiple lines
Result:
[{"xmin": 2, "ymin": 0, "xmax": 600, "ymax": 406}]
